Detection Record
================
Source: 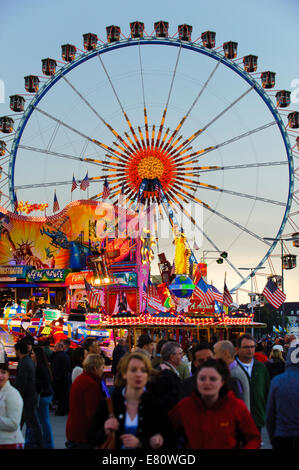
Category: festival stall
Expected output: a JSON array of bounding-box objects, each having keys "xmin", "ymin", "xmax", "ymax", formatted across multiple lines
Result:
[{"xmin": 0, "ymin": 199, "xmax": 266, "ymax": 348}]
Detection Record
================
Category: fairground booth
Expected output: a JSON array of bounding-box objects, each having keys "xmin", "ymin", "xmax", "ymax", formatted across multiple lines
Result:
[{"xmin": 0, "ymin": 199, "xmax": 265, "ymax": 351}]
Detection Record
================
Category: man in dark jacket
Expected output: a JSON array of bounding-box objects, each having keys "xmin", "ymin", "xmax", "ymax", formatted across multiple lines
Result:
[
  {"xmin": 111, "ymin": 338, "xmax": 129, "ymax": 376},
  {"xmin": 236, "ymin": 333, "xmax": 270, "ymax": 432},
  {"xmin": 51, "ymin": 341, "xmax": 71, "ymax": 415},
  {"xmin": 14, "ymin": 340, "xmax": 43, "ymax": 449},
  {"xmin": 179, "ymin": 342, "xmax": 214, "ymax": 399},
  {"xmin": 148, "ymin": 342, "xmax": 182, "ymax": 412}
]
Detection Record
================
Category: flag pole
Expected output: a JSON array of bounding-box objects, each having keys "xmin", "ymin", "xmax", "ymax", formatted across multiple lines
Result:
[{"xmin": 221, "ymin": 271, "xmax": 226, "ymax": 323}]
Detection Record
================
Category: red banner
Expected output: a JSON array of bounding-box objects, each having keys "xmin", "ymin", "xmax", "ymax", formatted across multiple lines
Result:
[
  {"xmin": 65, "ymin": 271, "xmax": 93, "ymax": 287},
  {"xmin": 188, "ymin": 298, "xmax": 215, "ymax": 314}
]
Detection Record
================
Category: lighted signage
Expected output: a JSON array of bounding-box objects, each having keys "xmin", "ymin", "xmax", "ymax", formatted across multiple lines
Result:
[
  {"xmin": 26, "ymin": 268, "xmax": 70, "ymax": 282},
  {"xmin": 65, "ymin": 271, "xmax": 93, "ymax": 288},
  {"xmin": 188, "ymin": 298, "xmax": 215, "ymax": 315},
  {"xmin": 113, "ymin": 272, "xmax": 137, "ymax": 287},
  {"xmin": 17, "ymin": 201, "xmax": 48, "ymax": 214},
  {"xmin": 0, "ymin": 265, "xmax": 31, "ymax": 278}
]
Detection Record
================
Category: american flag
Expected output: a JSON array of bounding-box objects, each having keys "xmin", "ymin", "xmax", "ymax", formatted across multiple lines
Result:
[
  {"xmin": 102, "ymin": 178, "xmax": 110, "ymax": 200},
  {"xmin": 71, "ymin": 175, "xmax": 78, "ymax": 192},
  {"xmin": 142, "ymin": 284, "xmax": 165, "ymax": 311},
  {"xmin": 223, "ymin": 282, "xmax": 233, "ymax": 306},
  {"xmin": 192, "ymin": 277, "xmax": 215, "ymax": 306},
  {"xmin": 80, "ymin": 172, "xmax": 90, "ymax": 191},
  {"xmin": 262, "ymin": 279, "xmax": 286, "ymax": 309},
  {"xmin": 53, "ymin": 191, "xmax": 60, "ymax": 213},
  {"xmin": 84, "ymin": 278, "xmax": 102, "ymax": 309},
  {"xmin": 209, "ymin": 284, "xmax": 223, "ymax": 303},
  {"xmin": 144, "ymin": 293, "xmax": 165, "ymax": 311}
]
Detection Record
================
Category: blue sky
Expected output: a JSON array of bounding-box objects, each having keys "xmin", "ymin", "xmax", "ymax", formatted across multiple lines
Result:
[{"xmin": 0, "ymin": 0, "xmax": 298, "ymax": 303}]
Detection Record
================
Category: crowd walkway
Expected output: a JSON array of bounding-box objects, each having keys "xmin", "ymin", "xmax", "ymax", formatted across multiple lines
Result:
[{"xmin": 48, "ymin": 409, "xmax": 272, "ymax": 450}]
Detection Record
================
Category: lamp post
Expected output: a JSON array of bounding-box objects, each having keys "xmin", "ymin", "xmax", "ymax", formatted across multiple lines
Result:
[
  {"xmin": 201, "ymin": 250, "xmax": 228, "ymax": 264},
  {"xmin": 263, "ymin": 236, "xmax": 297, "ymax": 331},
  {"xmin": 238, "ymin": 266, "xmax": 265, "ymax": 337}
]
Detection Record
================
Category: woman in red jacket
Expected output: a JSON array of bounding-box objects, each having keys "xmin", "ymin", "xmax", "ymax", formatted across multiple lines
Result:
[
  {"xmin": 169, "ymin": 358, "xmax": 261, "ymax": 449},
  {"xmin": 66, "ymin": 354, "xmax": 108, "ymax": 449}
]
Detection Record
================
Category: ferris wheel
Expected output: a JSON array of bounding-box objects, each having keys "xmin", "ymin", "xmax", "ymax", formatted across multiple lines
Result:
[{"xmin": 0, "ymin": 21, "xmax": 298, "ymax": 294}]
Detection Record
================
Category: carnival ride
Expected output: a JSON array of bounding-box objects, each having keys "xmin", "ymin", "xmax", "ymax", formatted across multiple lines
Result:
[{"xmin": 0, "ymin": 21, "xmax": 298, "ymax": 345}]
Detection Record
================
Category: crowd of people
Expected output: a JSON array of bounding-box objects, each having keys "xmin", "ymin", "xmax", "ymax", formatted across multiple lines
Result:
[{"xmin": 0, "ymin": 331, "xmax": 298, "ymax": 450}]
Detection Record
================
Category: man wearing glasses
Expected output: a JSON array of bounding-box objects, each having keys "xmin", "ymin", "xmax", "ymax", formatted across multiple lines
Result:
[{"xmin": 236, "ymin": 334, "xmax": 270, "ymax": 433}]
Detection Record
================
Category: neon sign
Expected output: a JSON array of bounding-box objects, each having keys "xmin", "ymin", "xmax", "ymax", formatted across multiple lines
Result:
[{"xmin": 17, "ymin": 201, "xmax": 48, "ymax": 214}]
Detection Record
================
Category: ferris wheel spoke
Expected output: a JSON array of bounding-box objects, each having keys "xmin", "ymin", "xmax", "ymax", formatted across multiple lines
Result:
[
  {"xmin": 89, "ymin": 181, "xmax": 122, "ymax": 201},
  {"xmin": 0, "ymin": 176, "xmax": 9, "ymax": 188},
  {"xmin": 0, "ymin": 188, "xmax": 9, "ymax": 199},
  {"xmin": 149, "ymin": 125, "xmax": 155, "ymax": 148},
  {"xmin": 18, "ymin": 144, "xmax": 111, "ymax": 168},
  {"xmin": 138, "ymin": 126, "xmax": 146, "ymax": 149},
  {"xmin": 138, "ymin": 41, "xmax": 146, "ymax": 108},
  {"xmin": 170, "ymin": 189, "xmax": 190, "ymax": 205},
  {"xmin": 170, "ymin": 184, "xmax": 273, "ymax": 246},
  {"xmin": 176, "ymin": 178, "xmax": 286, "ymax": 207},
  {"xmin": 61, "ymin": 75, "xmax": 134, "ymax": 156},
  {"xmin": 166, "ymin": 195, "xmax": 246, "ymax": 281},
  {"xmin": 172, "ymin": 184, "xmax": 210, "ymax": 209},
  {"xmin": 152, "ymin": 205, "xmax": 159, "ymax": 252},
  {"xmin": 190, "ymin": 161, "xmax": 288, "ymax": 173},
  {"xmin": 162, "ymin": 60, "xmax": 221, "ymax": 152},
  {"xmin": 1, "ymin": 200, "xmax": 10, "ymax": 210},
  {"xmin": 160, "ymin": 193, "xmax": 187, "ymax": 236},
  {"xmin": 33, "ymin": 106, "xmax": 127, "ymax": 161},
  {"xmin": 109, "ymin": 187, "xmax": 132, "ymax": 206},
  {"xmin": 137, "ymin": 41, "xmax": 150, "ymax": 148},
  {"xmin": 0, "ymin": 167, "xmax": 9, "ymax": 178},
  {"xmin": 97, "ymin": 55, "xmax": 142, "ymax": 150},
  {"xmin": 0, "ymin": 155, "xmax": 11, "ymax": 166},
  {"xmin": 90, "ymin": 157, "xmax": 125, "ymax": 168},
  {"xmin": 213, "ymin": 212, "xmax": 270, "ymax": 245},
  {"xmin": 14, "ymin": 178, "xmax": 87, "ymax": 190},
  {"xmin": 206, "ymin": 205, "xmax": 272, "ymax": 246},
  {"xmin": 155, "ymin": 43, "xmax": 182, "ymax": 148},
  {"xmin": 178, "ymin": 121, "xmax": 277, "ymax": 165},
  {"xmin": 168, "ymin": 86, "xmax": 254, "ymax": 158}
]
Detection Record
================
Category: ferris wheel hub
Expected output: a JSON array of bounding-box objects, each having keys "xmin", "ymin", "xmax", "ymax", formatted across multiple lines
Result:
[
  {"xmin": 126, "ymin": 142, "xmax": 177, "ymax": 197},
  {"xmin": 137, "ymin": 156, "xmax": 164, "ymax": 180}
]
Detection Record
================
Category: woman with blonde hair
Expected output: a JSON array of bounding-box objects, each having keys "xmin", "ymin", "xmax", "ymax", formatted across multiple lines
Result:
[
  {"xmin": 265, "ymin": 345, "xmax": 285, "ymax": 379},
  {"xmin": 88, "ymin": 352, "xmax": 170, "ymax": 449},
  {"xmin": 66, "ymin": 353, "xmax": 108, "ymax": 449}
]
